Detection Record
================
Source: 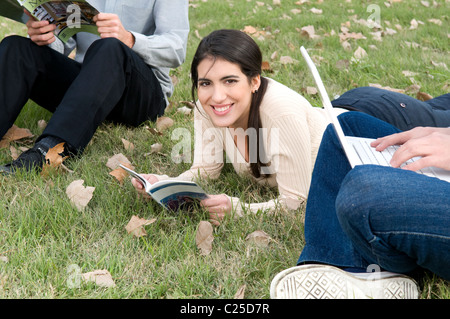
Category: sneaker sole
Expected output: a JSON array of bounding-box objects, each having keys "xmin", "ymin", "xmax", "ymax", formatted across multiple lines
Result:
[{"xmin": 270, "ymin": 265, "xmax": 419, "ymax": 299}]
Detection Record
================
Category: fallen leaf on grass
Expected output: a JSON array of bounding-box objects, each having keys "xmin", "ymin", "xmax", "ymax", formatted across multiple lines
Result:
[
  {"xmin": 82, "ymin": 269, "xmax": 115, "ymax": 288},
  {"xmin": 417, "ymin": 91, "xmax": 433, "ymax": 101},
  {"xmin": 234, "ymin": 285, "xmax": 246, "ymax": 299},
  {"xmin": 369, "ymin": 83, "xmax": 405, "ymax": 93},
  {"xmin": 0, "ymin": 125, "xmax": 34, "ymax": 149},
  {"xmin": 156, "ymin": 116, "xmax": 174, "ymax": 132},
  {"xmin": 66, "ymin": 179, "xmax": 95, "ymax": 211},
  {"xmin": 353, "ymin": 46, "xmax": 368, "ymax": 60},
  {"xmin": 299, "ymin": 25, "xmax": 319, "ymax": 39},
  {"xmin": 245, "ymin": 230, "xmax": 272, "ymax": 247},
  {"xmin": 196, "ymin": 221, "xmax": 214, "ymax": 255},
  {"xmin": 121, "ymin": 138, "xmax": 135, "ymax": 151},
  {"xmin": 45, "ymin": 143, "xmax": 68, "ymax": 168},
  {"xmin": 9, "ymin": 146, "xmax": 20, "ymax": 160},
  {"xmin": 262, "ymin": 61, "xmax": 273, "ymax": 72},
  {"xmin": 177, "ymin": 106, "xmax": 192, "ymax": 115},
  {"xmin": 305, "ymin": 87, "xmax": 318, "ymax": 95},
  {"xmin": 109, "ymin": 161, "xmax": 134, "ymax": 184},
  {"xmin": 41, "ymin": 143, "xmax": 71, "ymax": 177},
  {"xmin": 106, "ymin": 153, "xmax": 132, "ymax": 170},
  {"xmin": 125, "ymin": 215, "xmax": 156, "ymax": 237},
  {"xmin": 280, "ymin": 56, "xmax": 296, "ymax": 65}
]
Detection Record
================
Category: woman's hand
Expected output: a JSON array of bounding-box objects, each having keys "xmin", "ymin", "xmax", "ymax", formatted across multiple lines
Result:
[
  {"xmin": 371, "ymin": 127, "xmax": 450, "ymax": 171},
  {"xmin": 93, "ymin": 13, "xmax": 135, "ymax": 48},
  {"xmin": 131, "ymin": 174, "xmax": 159, "ymax": 199},
  {"xmin": 25, "ymin": 10, "xmax": 56, "ymax": 46},
  {"xmin": 200, "ymin": 194, "xmax": 232, "ymax": 226}
]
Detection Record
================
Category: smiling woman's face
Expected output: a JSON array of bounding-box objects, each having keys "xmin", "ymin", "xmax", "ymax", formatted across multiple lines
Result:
[{"xmin": 196, "ymin": 56, "xmax": 260, "ymax": 130}]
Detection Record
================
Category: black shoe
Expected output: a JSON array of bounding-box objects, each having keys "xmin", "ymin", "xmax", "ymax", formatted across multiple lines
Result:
[{"xmin": 0, "ymin": 146, "xmax": 46, "ymax": 174}]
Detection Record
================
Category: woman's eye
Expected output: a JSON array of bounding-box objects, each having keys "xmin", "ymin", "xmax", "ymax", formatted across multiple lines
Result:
[{"xmin": 198, "ymin": 81, "xmax": 210, "ymax": 87}]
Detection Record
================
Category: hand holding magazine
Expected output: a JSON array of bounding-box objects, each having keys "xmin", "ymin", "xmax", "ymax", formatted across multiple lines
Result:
[
  {"xmin": 120, "ymin": 164, "xmax": 209, "ymax": 211},
  {"xmin": 13, "ymin": 0, "xmax": 99, "ymax": 43}
]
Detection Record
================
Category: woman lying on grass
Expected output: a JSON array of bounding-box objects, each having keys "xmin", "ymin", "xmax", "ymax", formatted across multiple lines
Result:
[{"xmin": 132, "ymin": 29, "xmax": 344, "ymax": 223}]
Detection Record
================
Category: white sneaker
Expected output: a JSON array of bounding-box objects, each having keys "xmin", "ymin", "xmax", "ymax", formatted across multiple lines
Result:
[{"xmin": 270, "ymin": 264, "xmax": 420, "ymax": 299}]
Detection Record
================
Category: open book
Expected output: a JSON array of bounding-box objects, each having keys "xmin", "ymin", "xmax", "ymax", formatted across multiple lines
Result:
[
  {"xmin": 2, "ymin": 0, "xmax": 99, "ymax": 43},
  {"xmin": 120, "ymin": 164, "xmax": 209, "ymax": 211}
]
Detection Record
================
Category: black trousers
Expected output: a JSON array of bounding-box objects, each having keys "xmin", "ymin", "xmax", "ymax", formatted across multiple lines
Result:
[
  {"xmin": 0, "ymin": 36, "xmax": 166, "ymax": 153},
  {"xmin": 331, "ymin": 86, "xmax": 450, "ymax": 131}
]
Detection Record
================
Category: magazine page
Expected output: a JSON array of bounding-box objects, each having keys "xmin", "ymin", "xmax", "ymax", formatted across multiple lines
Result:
[
  {"xmin": 0, "ymin": 0, "xmax": 28, "ymax": 23},
  {"xmin": 18, "ymin": 0, "xmax": 99, "ymax": 43},
  {"xmin": 119, "ymin": 164, "xmax": 152, "ymax": 193},
  {"xmin": 149, "ymin": 180, "xmax": 208, "ymax": 211}
]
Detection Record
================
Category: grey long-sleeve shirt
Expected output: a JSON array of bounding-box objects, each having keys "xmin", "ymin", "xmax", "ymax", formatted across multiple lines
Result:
[{"xmin": 49, "ymin": 0, "xmax": 190, "ymax": 104}]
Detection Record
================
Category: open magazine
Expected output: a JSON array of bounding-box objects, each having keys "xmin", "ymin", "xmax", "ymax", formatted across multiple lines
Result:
[
  {"xmin": 1, "ymin": 0, "xmax": 99, "ymax": 43},
  {"xmin": 119, "ymin": 164, "xmax": 209, "ymax": 211}
]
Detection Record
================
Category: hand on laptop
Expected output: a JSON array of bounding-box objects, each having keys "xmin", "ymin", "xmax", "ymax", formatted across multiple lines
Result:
[{"xmin": 371, "ymin": 127, "xmax": 450, "ymax": 172}]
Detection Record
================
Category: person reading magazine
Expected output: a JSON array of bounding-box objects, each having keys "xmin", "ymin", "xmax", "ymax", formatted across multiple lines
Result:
[{"xmin": 0, "ymin": 0, "xmax": 189, "ymax": 174}]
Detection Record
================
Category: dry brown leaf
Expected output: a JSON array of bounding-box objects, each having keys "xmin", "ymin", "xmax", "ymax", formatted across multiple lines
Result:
[
  {"xmin": 335, "ymin": 59, "xmax": 350, "ymax": 70},
  {"xmin": 261, "ymin": 61, "xmax": 272, "ymax": 72},
  {"xmin": 369, "ymin": 83, "xmax": 405, "ymax": 93},
  {"xmin": 109, "ymin": 162, "xmax": 134, "ymax": 184},
  {"xmin": 179, "ymin": 100, "xmax": 196, "ymax": 109},
  {"xmin": 417, "ymin": 91, "xmax": 433, "ymax": 101},
  {"xmin": 106, "ymin": 153, "xmax": 132, "ymax": 170},
  {"xmin": 280, "ymin": 56, "xmax": 295, "ymax": 64},
  {"xmin": 354, "ymin": 46, "xmax": 368, "ymax": 59},
  {"xmin": 125, "ymin": 215, "xmax": 156, "ymax": 238},
  {"xmin": 177, "ymin": 106, "xmax": 192, "ymax": 115},
  {"xmin": 121, "ymin": 138, "xmax": 135, "ymax": 151},
  {"xmin": 37, "ymin": 119, "xmax": 47, "ymax": 131},
  {"xmin": 45, "ymin": 143, "xmax": 68, "ymax": 168},
  {"xmin": 66, "ymin": 179, "xmax": 95, "ymax": 211},
  {"xmin": 234, "ymin": 284, "xmax": 246, "ymax": 299},
  {"xmin": 9, "ymin": 146, "xmax": 20, "ymax": 160},
  {"xmin": 299, "ymin": 25, "xmax": 319, "ymax": 39},
  {"xmin": 3, "ymin": 125, "xmax": 33, "ymax": 142},
  {"xmin": 245, "ymin": 230, "xmax": 272, "ymax": 247},
  {"xmin": 0, "ymin": 125, "xmax": 34, "ymax": 149},
  {"xmin": 243, "ymin": 25, "xmax": 257, "ymax": 34},
  {"xmin": 82, "ymin": 269, "xmax": 115, "ymax": 288},
  {"xmin": 196, "ymin": 221, "xmax": 214, "ymax": 255},
  {"xmin": 306, "ymin": 86, "xmax": 318, "ymax": 95},
  {"xmin": 150, "ymin": 143, "xmax": 163, "ymax": 153},
  {"xmin": 156, "ymin": 116, "xmax": 174, "ymax": 132}
]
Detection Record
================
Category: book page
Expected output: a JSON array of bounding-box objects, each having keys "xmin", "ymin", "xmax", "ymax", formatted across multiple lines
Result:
[{"xmin": 149, "ymin": 180, "xmax": 208, "ymax": 211}]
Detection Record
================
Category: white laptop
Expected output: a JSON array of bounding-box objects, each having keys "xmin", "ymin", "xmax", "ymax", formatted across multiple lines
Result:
[{"xmin": 300, "ymin": 46, "xmax": 450, "ymax": 182}]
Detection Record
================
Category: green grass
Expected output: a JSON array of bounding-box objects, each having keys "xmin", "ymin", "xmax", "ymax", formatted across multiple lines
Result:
[{"xmin": 0, "ymin": 0, "xmax": 449, "ymax": 299}]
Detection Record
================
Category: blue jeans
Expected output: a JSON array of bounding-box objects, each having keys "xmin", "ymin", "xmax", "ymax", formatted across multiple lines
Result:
[
  {"xmin": 298, "ymin": 112, "xmax": 450, "ymax": 281},
  {"xmin": 331, "ymin": 86, "xmax": 450, "ymax": 131}
]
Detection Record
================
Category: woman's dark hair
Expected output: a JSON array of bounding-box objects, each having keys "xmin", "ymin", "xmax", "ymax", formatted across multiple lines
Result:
[{"xmin": 190, "ymin": 29, "xmax": 269, "ymax": 178}]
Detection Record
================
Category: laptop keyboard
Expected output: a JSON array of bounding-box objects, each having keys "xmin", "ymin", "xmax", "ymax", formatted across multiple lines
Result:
[{"xmin": 351, "ymin": 139, "xmax": 438, "ymax": 177}]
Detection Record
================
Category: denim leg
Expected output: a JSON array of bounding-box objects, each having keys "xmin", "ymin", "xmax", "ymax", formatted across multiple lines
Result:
[
  {"xmin": 336, "ymin": 165, "xmax": 450, "ymax": 280},
  {"xmin": 331, "ymin": 87, "xmax": 450, "ymax": 130},
  {"xmin": 297, "ymin": 112, "xmax": 401, "ymax": 267}
]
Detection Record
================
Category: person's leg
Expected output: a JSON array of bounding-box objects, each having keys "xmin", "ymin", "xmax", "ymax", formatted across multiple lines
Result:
[
  {"xmin": 1, "ymin": 38, "xmax": 166, "ymax": 173},
  {"xmin": 0, "ymin": 36, "xmax": 81, "ymax": 173},
  {"xmin": 331, "ymin": 87, "xmax": 450, "ymax": 131},
  {"xmin": 0, "ymin": 35, "xmax": 81, "ymax": 139},
  {"xmin": 298, "ymin": 112, "xmax": 402, "ymax": 268},
  {"xmin": 336, "ymin": 165, "xmax": 450, "ymax": 281},
  {"xmin": 270, "ymin": 112, "xmax": 421, "ymax": 299},
  {"xmin": 41, "ymin": 38, "xmax": 166, "ymax": 153}
]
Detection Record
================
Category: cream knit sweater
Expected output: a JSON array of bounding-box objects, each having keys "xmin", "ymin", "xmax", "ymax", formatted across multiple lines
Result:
[{"xmin": 156, "ymin": 78, "xmax": 344, "ymax": 216}]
